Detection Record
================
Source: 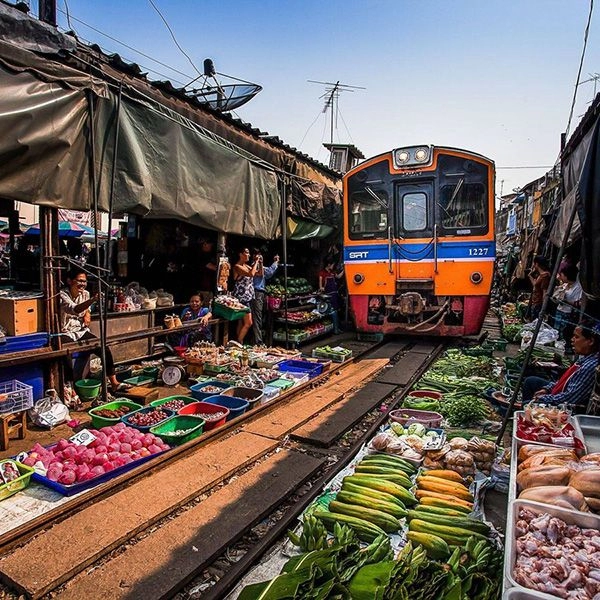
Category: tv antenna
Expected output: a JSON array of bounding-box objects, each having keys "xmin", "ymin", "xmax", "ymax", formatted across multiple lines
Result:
[
  {"xmin": 308, "ymin": 80, "xmax": 365, "ymax": 144},
  {"xmin": 185, "ymin": 59, "xmax": 262, "ymax": 112}
]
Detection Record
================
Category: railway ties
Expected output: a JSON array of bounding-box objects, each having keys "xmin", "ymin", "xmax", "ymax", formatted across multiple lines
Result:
[{"xmin": 0, "ymin": 338, "xmax": 445, "ymax": 600}]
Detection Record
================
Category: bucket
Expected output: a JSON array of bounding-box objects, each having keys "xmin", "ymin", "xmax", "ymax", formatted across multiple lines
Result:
[
  {"xmin": 75, "ymin": 379, "xmax": 102, "ymax": 400},
  {"xmin": 389, "ymin": 409, "xmax": 443, "ymax": 428},
  {"xmin": 178, "ymin": 401, "xmax": 229, "ymax": 430},
  {"xmin": 406, "ymin": 390, "xmax": 443, "ymax": 401}
]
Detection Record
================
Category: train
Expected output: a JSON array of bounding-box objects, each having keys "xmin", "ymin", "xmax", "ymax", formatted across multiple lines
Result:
[{"xmin": 343, "ymin": 144, "xmax": 495, "ymax": 337}]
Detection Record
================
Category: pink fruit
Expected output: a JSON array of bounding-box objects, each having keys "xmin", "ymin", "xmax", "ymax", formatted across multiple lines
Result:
[
  {"xmin": 147, "ymin": 444, "xmax": 161, "ymax": 454},
  {"xmin": 22, "ymin": 456, "xmax": 37, "ymax": 467},
  {"xmin": 32, "ymin": 443, "xmax": 45, "ymax": 454},
  {"xmin": 83, "ymin": 449, "xmax": 95, "ymax": 463},
  {"xmin": 47, "ymin": 470, "xmax": 61, "ymax": 482},
  {"xmin": 108, "ymin": 451, "xmax": 120, "ymax": 461},
  {"xmin": 114, "ymin": 422, "xmax": 126, "ymax": 431},
  {"xmin": 139, "ymin": 448, "xmax": 151, "ymax": 458},
  {"xmin": 108, "ymin": 443, "xmax": 121, "ymax": 453},
  {"xmin": 102, "ymin": 461, "xmax": 115, "ymax": 472},
  {"xmin": 131, "ymin": 440, "xmax": 143, "ymax": 451},
  {"xmin": 120, "ymin": 455, "xmax": 133, "ymax": 465},
  {"xmin": 102, "ymin": 426, "xmax": 114, "ymax": 435},
  {"xmin": 56, "ymin": 439, "xmax": 70, "ymax": 451},
  {"xmin": 93, "ymin": 453, "xmax": 108, "ymax": 466},
  {"xmin": 142, "ymin": 434, "xmax": 154, "ymax": 447},
  {"xmin": 75, "ymin": 445, "xmax": 87, "ymax": 454},
  {"xmin": 94, "ymin": 445, "xmax": 107, "ymax": 454},
  {"xmin": 90, "ymin": 465, "xmax": 105, "ymax": 476},
  {"xmin": 58, "ymin": 470, "xmax": 76, "ymax": 485},
  {"xmin": 119, "ymin": 443, "xmax": 132, "ymax": 454}
]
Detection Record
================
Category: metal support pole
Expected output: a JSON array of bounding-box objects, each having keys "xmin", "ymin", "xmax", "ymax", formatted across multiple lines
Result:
[
  {"xmin": 281, "ymin": 179, "xmax": 289, "ymax": 349},
  {"xmin": 495, "ymin": 192, "xmax": 580, "ymax": 443},
  {"xmin": 87, "ymin": 90, "xmax": 109, "ymax": 402}
]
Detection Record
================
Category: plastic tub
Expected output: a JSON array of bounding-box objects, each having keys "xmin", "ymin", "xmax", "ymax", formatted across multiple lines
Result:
[
  {"xmin": 88, "ymin": 400, "xmax": 143, "ymax": 428},
  {"xmin": 123, "ymin": 375, "xmax": 154, "ymax": 387},
  {"xmin": 502, "ymin": 586, "xmax": 556, "ymax": 599},
  {"xmin": 220, "ymin": 386, "xmax": 264, "ymax": 408},
  {"xmin": 262, "ymin": 385, "xmax": 281, "ymax": 403},
  {"xmin": 268, "ymin": 378, "xmax": 295, "ymax": 391},
  {"xmin": 178, "ymin": 401, "xmax": 229, "ymax": 430},
  {"xmin": 142, "ymin": 366, "xmax": 159, "ymax": 380},
  {"xmin": 278, "ymin": 359, "xmax": 324, "ymax": 379},
  {"xmin": 203, "ymin": 394, "xmax": 249, "ymax": 421},
  {"xmin": 149, "ymin": 395, "xmax": 196, "ymax": 412},
  {"xmin": 120, "ymin": 406, "xmax": 175, "ymax": 432},
  {"xmin": 150, "ymin": 415, "xmax": 205, "ymax": 445},
  {"xmin": 190, "ymin": 380, "xmax": 232, "ymax": 401},
  {"xmin": 0, "ymin": 460, "xmax": 34, "ymax": 501},
  {"xmin": 388, "ymin": 408, "xmax": 443, "ymax": 428},
  {"xmin": 75, "ymin": 379, "xmax": 102, "ymax": 400}
]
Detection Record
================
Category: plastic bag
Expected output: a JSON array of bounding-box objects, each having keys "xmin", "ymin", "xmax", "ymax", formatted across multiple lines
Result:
[
  {"xmin": 29, "ymin": 390, "xmax": 70, "ymax": 428},
  {"xmin": 520, "ymin": 321, "xmax": 559, "ymax": 349}
]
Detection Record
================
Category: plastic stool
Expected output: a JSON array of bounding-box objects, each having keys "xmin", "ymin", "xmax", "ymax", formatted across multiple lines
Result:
[{"xmin": 0, "ymin": 411, "xmax": 27, "ymax": 451}]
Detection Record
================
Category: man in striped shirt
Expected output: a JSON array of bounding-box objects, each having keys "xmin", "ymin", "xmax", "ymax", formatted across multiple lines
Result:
[{"xmin": 522, "ymin": 321, "xmax": 600, "ymax": 413}]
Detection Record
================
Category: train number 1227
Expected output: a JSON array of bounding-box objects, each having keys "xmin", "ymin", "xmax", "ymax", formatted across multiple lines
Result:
[{"xmin": 468, "ymin": 247, "xmax": 489, "ymax": 256}]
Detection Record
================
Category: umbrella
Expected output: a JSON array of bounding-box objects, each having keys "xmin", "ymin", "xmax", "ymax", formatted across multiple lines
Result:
[{"xmin": 24, "ymin": 221, "xmax": 108, "ymax": 239}]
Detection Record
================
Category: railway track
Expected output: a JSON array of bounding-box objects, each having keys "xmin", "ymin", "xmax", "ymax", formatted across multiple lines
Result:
[{"xmin": 0, "ymin": 338, "xmax": 447, "ymax": 600}]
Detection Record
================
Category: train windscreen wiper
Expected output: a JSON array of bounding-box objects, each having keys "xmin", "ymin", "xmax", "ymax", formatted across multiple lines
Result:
[{"xmin": 365, "ymin": 186, "xmax": 388, "ymax": 209}]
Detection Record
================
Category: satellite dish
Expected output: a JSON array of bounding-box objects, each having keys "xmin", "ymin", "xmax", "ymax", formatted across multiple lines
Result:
[{"xmin": 187, "ymin": 58, "xmax": 262, "ymax": 112}]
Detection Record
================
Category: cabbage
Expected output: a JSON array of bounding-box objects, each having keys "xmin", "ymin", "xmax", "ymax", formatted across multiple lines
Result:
[{"xmin": 406, "ymin": 422, "xmax": 426, "ymax": 437}]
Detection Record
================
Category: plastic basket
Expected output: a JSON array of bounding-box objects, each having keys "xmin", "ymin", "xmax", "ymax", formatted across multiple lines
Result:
[
  {"xmin": 190, "ymin": 381, "xmax": 232, "ymax": 401},
  {"xmin": 120, "ymin": 406, "xmax": 175, "ymax": 432},
  {"xmin": 388, "ymin": 408, "xmax": 443, "ymax": 428},
  {"xmin": 150, "ymin": 415, "xmax": 205, "ymax": 445},
  {"xmin": 406, "ymin": 390, "xmax": 443, "ymax": 401},
  {"xmin": 220, "ymin": 386, "xmax": 264, "ymax": 407},
  {"xmin": 0, "ymin": 380, "xmax": 33, "ymax": 414},
  {"xmin": 88, "ymin": 400, "xmax": 143, "ymax": 429},
  {"xmin": 203, "ymin": 362, "xmax": 233, "ymax": 375},
  {"xmin": 0, "ymin": 460, "xmax": 34, "ymax": 501},
  {"xmin": 278, "ymin": 359, "xmax": 323, "ymax": 379},
  {"xmin": 149, "ymin": 395, "xmax": 196, "ymax": 411},
  {"xmin": 123, "ymin": 375, "xmax": 155, "ymax": 387},
  {"xmin": 268, "ymin": 378, "xmax": 295, "ymax": 390},
  {"xmin": 213, "ymin": 303, "xmax": 250, "ymax": 321},
  {"xmin": 203, "ymin": 394, "xmax": 249, "ymax": 421},
  {"xmin": 74, "ymin": 379, "xmax": 102, "ymax": 400},
  {"xmin": 178, "ymin": 401, "xmax": 230, "ymax": 430},
  {"xmin": 262, "ymin": 385, "xmax": 281, "ymax": 403}
]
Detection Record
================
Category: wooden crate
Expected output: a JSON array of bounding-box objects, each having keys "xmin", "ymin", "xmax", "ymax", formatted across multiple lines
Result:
[{"xmin": 0, "ymin": 297, "xmax": 43, "ymax": 336}]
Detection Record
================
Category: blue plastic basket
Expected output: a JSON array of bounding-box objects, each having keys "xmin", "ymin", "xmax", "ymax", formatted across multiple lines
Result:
[
  {"xmin": 190, "ymin": 380, "xmax": 232, "ymax": 401},
  {"xmin": 203, "ymin": 394, "xmax": 249, "ymax": 421},
  {"xmin": 278, "ymin": 359, "xmax": 323, "ymax": 379}
]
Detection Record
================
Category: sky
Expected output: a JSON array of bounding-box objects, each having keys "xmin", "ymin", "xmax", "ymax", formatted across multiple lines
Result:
[{"xmin": 34, "ymin": 0, "xmax": 600, "ymax": 199}]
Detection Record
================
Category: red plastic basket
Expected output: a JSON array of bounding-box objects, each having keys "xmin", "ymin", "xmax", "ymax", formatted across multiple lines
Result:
[
  {"xmin": 178, "ymin": 401, "xmax": 229, "ymax": 430},
  {"xmin": 407, "ymin": 390, "xmax": 443, "ymax": 401},
  {"xmin": 388, "ymin": 409, "xmax": 443, "ymax": 428}
]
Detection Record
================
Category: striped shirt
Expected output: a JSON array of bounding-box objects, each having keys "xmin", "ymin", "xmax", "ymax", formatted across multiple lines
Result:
[{"xmin": 537, "ymin": 352, "xmax": 600, "ymax": 408}]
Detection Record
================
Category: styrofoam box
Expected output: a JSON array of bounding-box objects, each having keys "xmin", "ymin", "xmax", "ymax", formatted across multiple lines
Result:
[{"xmin": 505, "ymin": 499, "xmax": 600, "ymax": 595}]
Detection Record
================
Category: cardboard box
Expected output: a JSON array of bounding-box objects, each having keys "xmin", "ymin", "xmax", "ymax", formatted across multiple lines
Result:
[{"xmin": 0, "ymin": 297, "xmax": 43, "ymax": 336}]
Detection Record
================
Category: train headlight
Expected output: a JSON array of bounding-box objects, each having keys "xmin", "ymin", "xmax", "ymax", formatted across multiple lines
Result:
[
  {"xmin": 470, "ymin": 271, "xmax": 483, "ymax": 284},
  {"xmin": 414, "ymin": 147, "xmax": 429, "ymax": 163},
  {"xmin": 395, "ymin": 150, "xmax": 410, "ymax": 165},
  {"xmin": 353, "ymin": 273, "xmax": 365, "ymax": 284}
]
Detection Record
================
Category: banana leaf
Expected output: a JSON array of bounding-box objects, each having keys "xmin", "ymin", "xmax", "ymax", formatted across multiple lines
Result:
[
  {"xmin": 348, "ymin": 561, "xmax": 396, "ymax": 600},
  {"xmin": 237, "ymin": 566, "xmax": 316, "ymax": 600}
]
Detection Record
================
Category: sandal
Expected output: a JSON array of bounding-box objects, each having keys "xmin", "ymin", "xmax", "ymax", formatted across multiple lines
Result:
[{"xmin": 111, "ymin": 382, "xmax": 132, "ymax": 393}]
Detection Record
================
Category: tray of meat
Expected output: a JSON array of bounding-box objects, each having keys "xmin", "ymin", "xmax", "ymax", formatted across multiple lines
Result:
[
  {"xmin": 506, "ymin": 499, "xmax": 600, "ymax": 598},
  {"xmin": 502, "ymin": 586, "xmax": 557, "ymax": 599}
]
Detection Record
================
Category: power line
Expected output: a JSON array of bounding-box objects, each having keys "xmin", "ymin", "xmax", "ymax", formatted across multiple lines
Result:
[
  {"xmin": 565, "ymin": 0, "xmax": 594, "ymax": 138},
  {"xmin": 55, "ymin": 8, "xmax": 192, "ymax": 84},
  {"xmin": 496, "ymin": 165, "xmax": 554, "ymax": 169},
  {"xmin": 146, "ymin": 0, "xmax": 202, "ymax": 77}
]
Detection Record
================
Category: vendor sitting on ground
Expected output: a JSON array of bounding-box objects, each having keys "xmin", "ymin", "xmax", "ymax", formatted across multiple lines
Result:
[
  {"xmin": 521, "ymin": 319, "xmax": 600, "ymax": 414},
  {"xmin": 59, "ymin": 267, "xmax": 130, "ymax": 395},
  {"xmin": 179, "ymin": 293, "xmax": 212, "ymax": 346}
]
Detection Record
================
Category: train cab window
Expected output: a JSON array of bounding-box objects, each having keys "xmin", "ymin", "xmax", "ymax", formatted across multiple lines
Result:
[
  {"xmin": 349, "ymin": 189, "xmax": 389, "ymax": 239},
  {"xmin": 439, "ymin": 182, "xmax": 487, "ymax": 231},
  {"xmin": 402, "ymin": 192, "xmax": 428, "ymax": 231}
]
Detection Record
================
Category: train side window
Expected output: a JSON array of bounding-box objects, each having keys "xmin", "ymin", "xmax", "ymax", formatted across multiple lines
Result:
[
  {"xmin": 402, "ymin": 192, "xmax": 427, "ymax": 231},
  {"xmin": 439, "ymin": 183, "xmax": 487, "ymax": 230},
  {"xmin": 348, "ymin": 190, "xmax": 389, "ymax": 240}
]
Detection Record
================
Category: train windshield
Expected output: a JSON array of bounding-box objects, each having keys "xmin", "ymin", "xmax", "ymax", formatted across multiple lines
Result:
[
  {"xmin": 438, "ymin": 182, "xmax": 487, "ymax": 230},
  {"xmin": 348, "ymin": 189, "xmax": 389, "ymax": 239}
]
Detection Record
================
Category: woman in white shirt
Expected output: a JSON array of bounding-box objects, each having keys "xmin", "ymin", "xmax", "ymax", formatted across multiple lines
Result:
[{"xmin": 59, "ymin": 268, "xmax": 128, "ymax": 394}]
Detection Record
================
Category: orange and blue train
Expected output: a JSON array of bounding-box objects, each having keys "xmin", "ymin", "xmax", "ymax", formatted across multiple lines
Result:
[{"xmin": 343, "ymin": 145, "xmax": 495, "ymax": 337}]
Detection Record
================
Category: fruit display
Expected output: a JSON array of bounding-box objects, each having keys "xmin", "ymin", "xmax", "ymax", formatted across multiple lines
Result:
[
  {"xmin": 128, "ymin": 409, "xmax": 170, "ymax": 428},
  {"xmin": 158, "ymin": 399, "xmax": 186, "ymax": 411},
  {"xmin": 213, "ymin": 294, "xmax": 249, "ymax": 311},
  {"xmin": 196, "ymin": 410, "xmax": 227, "ymax": 421},
  {"xmin": 93, "ymin": 406, "xmax": 134, "ymax": 419},
  {"xmin": 20, "ymin": 423, "xmax": 169, "ymax": 485},
  {"xmin": 265, "ymin": 277, "xmax": 312, "ymax": 297},
  {"xmin": 312, "ymin": 345, "xmax": 352, "ymax": 362}
]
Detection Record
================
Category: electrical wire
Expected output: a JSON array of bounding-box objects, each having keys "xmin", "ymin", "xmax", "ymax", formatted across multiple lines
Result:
[
  {"xmin": 146, "ymin": 0, "xmax": 202, "ymax": 77},
  {"xmin": 55, "ymin": 8, "xmax": 192, "ymax": 84},
  {"xmin": 337, "ymin": 109, "xmax": 355, "ymax": 146},
  {"xmin": 565, "ymin": 0, "xmax": 594, "ymax": 139},
  {"xmin": 62, "ymin": 0, "xmax": 74, "ymax": 33},
  {"xmin": 298, "ymin": 109, "xmax": 326, "ymax": 151}
]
